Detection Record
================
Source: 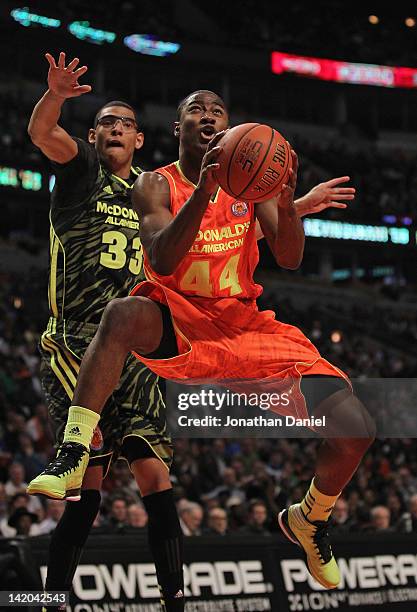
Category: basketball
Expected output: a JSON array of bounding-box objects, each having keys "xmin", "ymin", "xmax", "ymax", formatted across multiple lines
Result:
[{"xmin": 215, "ymin": 123, "xmax": 292, "ymax": 201}]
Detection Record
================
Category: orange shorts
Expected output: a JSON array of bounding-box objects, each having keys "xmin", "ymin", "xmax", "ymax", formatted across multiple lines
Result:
[{"xmin": 130, "ymin": 281, "xmax": 349, "ymax": 419}]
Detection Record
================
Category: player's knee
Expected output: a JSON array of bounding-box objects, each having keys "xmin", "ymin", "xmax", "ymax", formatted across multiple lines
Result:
[
  {"xmin": 318, "ymin": 390, "xmax": 376, "ymax": 448},
  {"xmin": 104, "ymin": 296, "xmax": 161, "ymax": 352},
  {"xmin": 100, "ymin": 297, "xmax": 156, "ymax": 350},
  {"xmin": 99, "ymin": 298, "xmax": 129, "ymax": 343},
  {"xmin": 320, "ymin": 391, "xmax": 375, "ymax": 461}
]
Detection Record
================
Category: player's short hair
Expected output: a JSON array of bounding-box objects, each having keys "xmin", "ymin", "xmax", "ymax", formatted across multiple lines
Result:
[
  {"xmin": 176, "ymin": 90, "xmax": 226, "ymax": 120},
  {"xmin": 94, "ymin": 100, "xmax": 140, "ymax": 129}
]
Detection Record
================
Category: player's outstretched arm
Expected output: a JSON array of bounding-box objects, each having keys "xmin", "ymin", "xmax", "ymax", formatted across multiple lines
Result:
[
  {"xmin": 295, "ymin": 176, "xmax": 356, "ymax": 217},
  {"xmin": 256, "ymin": 149, "xmax": 305, "ymax": 270},
  {"xmin": 134, "ymin": 133, "xmax": 225, "ymax": 275},
  {"xmin": 255, "ymin": 176, "xmax": 355, "ymax": 238},
  {"xmin": 28, "ymin": 52, "xmax": 91, "ymax": 163}
]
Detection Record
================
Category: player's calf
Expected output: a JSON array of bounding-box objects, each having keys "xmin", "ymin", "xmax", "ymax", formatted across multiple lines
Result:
[{"xmin": 279, "ymin": 388, "xmax": 375, "ymax": 589}]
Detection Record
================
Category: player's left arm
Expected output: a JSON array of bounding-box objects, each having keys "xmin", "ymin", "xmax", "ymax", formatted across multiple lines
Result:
[
  {"xmin": 255, "ymin": 175, "xmax": 356, "ymax": 240},
  {"xmin": 255, "ymin": 149, "xmax": 304, "ymax": 270}
]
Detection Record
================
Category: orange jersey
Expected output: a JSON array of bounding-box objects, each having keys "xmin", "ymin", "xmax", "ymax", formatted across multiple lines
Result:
[{"xmin": 144, "ymin": 161, "xmax": 262, "ymax": 300}]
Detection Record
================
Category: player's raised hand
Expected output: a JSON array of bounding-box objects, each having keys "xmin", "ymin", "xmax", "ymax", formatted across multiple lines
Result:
[
  {"xmin": 45, "ymin": 52, "xmax": 92, "ymax": 99},
  {"xmin": 196, "ymin": 130, "xmax": 227, "ymax": 196},
  {"xmin": 277, "ymin": 148, "xmax": 298, "ymax": 209},
  {"xmin": 297, "ymin": 176, "xmax": 356, "ymax": 217}
]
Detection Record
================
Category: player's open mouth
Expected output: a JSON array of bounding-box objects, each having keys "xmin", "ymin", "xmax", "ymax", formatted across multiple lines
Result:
[
  {"xmin": 199, "ymin": 126, "xmax": 216, "ymax": 142},
  {"xmin": 106, "ymin": 140, "xmax": 124, "ymax": 148}
]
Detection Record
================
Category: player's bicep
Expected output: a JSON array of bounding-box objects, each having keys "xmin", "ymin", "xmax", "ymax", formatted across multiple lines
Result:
[{"xmin": 33, "ymin": 125, "xmax": 78, "ymax": 164}]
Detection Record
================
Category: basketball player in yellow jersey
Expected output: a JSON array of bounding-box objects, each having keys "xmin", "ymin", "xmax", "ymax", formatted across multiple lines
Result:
[{"xmin": 26, "ymin": 52, "xmax": 183, "ymax": 612}]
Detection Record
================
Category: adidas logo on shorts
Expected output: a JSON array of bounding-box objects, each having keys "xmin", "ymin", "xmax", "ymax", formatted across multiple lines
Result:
[
  {"xmin": 174, "ymin": 590, "xmax": 184, "ymax": 598},
  {"xmin": 68, "ymin": 426, "xmax": 82, "ymax": 436}
]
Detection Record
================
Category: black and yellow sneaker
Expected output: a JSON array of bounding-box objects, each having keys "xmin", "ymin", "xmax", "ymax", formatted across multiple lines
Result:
[
  {"xmin": 278, "ymin": 504, "xmax": 340, "ymax": 589},
  {"xmin": 27, "ymin": 442, "xmax": 89, "ymax": 501}
]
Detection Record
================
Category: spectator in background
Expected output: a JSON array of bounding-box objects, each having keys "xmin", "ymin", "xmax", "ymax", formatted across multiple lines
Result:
[
  {"xmin": 0, "ymin": 483, "xmax": 7, "ymax": 524},
  {"xmin": 332, "ymin": 498, "xmax": 354, "ymax": 533},
  {"xmin": 179, "ymin": 502, "xmax": 203, "ymax": 536},
  {"xmin": 397, "ymin": 494, "xmax": 417, "ymax": 533},
  {"xmin": 1, "ymin": 492, "xmax": 43, "ymax": 537},
  {"xmin": 26, "ymin": 402, "xmax": 51, "ymax": 453},
  {"xmin": 368, "ymin": 506, "xmax": 393, "ymax": 532},
  {"xmin": 7, "ymin": 507, "xmax": 40, "ymax": 537},
  {"xmin": 101, "ymin": 497, "xmax": 129, "ymax": 533},
  {"xmin": 204, "ymin": 508, "xmax": 229, "ymax": 536},
  {"xmin": 14, "ymin": 433, "xmax": 46, "ymax": 481},
  {"xmin": 386, "ymin": 493, "xmax": 404, "ymax": 527},
  {"xmin": 4, "ymin": 462, "xmax": 27, "ymax": 497},
  {"xmin": 38, "ymin": 500, "xmax": 65, "ymax": 535},
  {"xmin": 127, "ymin": 503, "xmax": 148, "ymax": 529},
  {"xmin": 244, "ymin": 463, "xmax": 277, "ymax": 514},
  {"xmin": 203, "ymin": 466, "xmax": 245, "ymax": 508},
  {"xmin": 0, "ymin": 492, "xmax": 28, "ymax": 536},
  {"xmin": 227, "ymin": 498, "xmax": 247, "ymax": 531},
  {"xmin": 239, "ymin": 501, "xmax": 271, "ymax": 536}
]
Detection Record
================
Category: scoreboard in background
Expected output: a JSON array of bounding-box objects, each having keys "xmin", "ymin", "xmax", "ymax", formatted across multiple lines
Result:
[
  {"xmin": 271, "ymin": 51, "xmax": 417, "ymax": 89},
  {"xmin": 0, "ymin": 165, "xmax": 42, "ymax": 192},
  {"xmin": 303, "ymin": 219, "xmax": 411, "ymax": 246}
]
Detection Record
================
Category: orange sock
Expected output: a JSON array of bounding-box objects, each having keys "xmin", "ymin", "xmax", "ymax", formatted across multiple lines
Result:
[{"xmin": 300, "ymin": 478, "xmax": 340, "ymax": 522}]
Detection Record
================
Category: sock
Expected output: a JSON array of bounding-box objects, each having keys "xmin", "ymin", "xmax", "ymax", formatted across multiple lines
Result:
[
  {"xmin": 45, "ymin": 489, "xmax": 101, "ymax": 608},
  {"xmin": 142, "ymin": 489, "xmax": 184, "ymax": 612},
  {"xmin": 300, "ymin": 478, "xmax": 340, "ymax": 523},
  {"xmin": 63, "ymin": 406, "xmax": 100, "ymax": 448}
]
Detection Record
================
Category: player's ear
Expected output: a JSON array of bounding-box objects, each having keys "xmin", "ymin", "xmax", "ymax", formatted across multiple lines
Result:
[
  {"xmin": 88, "ymin": 128, "xmax": 96, "ymax": 144},
  {"xmin": 174, "ymin": 122, "xmax": 180, "ymax": 138},
  {"xmin": 135, "ymin": 131, "xmax": 144, "ymax": 150}
]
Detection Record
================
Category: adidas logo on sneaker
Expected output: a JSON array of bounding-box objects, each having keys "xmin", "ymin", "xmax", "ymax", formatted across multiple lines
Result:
[
  {"xmin": 68, "ymin": 426, "xmax": 82, "ymax": 436},
  {"xmin": 174, "ymin": 590, "xmax": 184, "ymax": 599}
]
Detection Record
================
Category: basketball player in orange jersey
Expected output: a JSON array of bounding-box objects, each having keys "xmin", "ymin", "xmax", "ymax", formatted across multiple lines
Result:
[{"xmin": 34, "ymin": 90, "xmax": 374, "ymax": 591}]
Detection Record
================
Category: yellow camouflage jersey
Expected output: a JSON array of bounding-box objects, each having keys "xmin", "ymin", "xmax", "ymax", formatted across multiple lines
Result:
[
  {"xmin": 48, "ymin": 137, "xmax": 144, "ymax": 324},
  {"xmin": 40, "ymin": 138, "xmax": 172, "ymax": 470}
]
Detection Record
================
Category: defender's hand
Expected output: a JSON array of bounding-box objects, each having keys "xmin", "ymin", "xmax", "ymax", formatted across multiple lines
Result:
[
  {"xmin": 298, "ymin": 176, "xmax": 356, "ymax": 216},
  {"xmin": 45, "ymin": 52, "xmax": 92, "ymax": 99}
]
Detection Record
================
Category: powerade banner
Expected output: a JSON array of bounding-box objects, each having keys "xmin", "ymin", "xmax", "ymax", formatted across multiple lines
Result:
[
  {"xmin": 276, "ymin": 533, "xmax": 417, "ymax": 611},
  {"xmin": 29, "ymin": 533, "xmax": 417, "ymax": 611},
  {"xmin": 271, "ymin": 51, "xmax": 417, "ymax": 89},
  {"xmin": 30, "ymin": 535, "xmax": 278, "ymax": 611}
]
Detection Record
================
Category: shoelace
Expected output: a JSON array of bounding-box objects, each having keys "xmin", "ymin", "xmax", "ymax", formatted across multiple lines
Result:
[
  {"xmin": 312, "ymin": 521, "xmax": 333, "ymax": 564},
  {"xmin": 43, "ymin": 442, "xmax": 86, "ymax": 478}
]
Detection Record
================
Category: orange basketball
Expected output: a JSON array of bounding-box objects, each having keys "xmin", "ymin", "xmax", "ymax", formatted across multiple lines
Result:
[{"xmin": 215, "ymin": 123, "xmax": 292, "ymax": 201}]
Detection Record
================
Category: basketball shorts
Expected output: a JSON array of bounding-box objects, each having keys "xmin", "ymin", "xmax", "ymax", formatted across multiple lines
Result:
[
  {"xmin": 130, "ymin": 281, "xmax": 350, "ymax": 421},
  {"xmin": 39, "ymin": 317, "xmax": 173, "ymax": 475}
]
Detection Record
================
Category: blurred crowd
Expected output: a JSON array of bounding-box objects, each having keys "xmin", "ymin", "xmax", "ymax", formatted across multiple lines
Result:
[
  {"xmin": 1, "ymin": 268, "xmax": 417, "ymax": 540},
  {"xmin": 293, "ymin": 135, "xmax": 417, "ymax": 221},
  {"xmin": 199, "ymin": 1, "xmax": 417, "ymax": 66}
]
